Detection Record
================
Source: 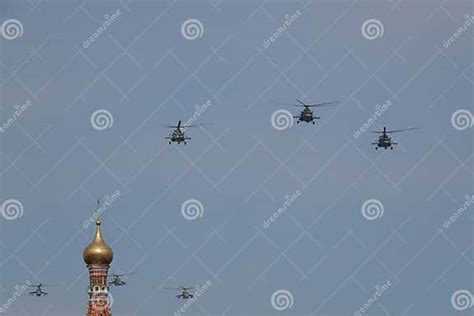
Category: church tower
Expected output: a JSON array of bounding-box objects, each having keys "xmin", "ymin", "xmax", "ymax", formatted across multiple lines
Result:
[{"xmin": 83, "ymin": 217, "xmax": 114, "ymax": 316}]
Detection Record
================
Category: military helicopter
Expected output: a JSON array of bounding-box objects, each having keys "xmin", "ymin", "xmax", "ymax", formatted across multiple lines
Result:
[
  {"xmin": 108, "ymin": 272, "xmax": 135, "ymax": 287},
  {"xmin": 164, "ymin": 286, "xmax": 200, "ymax": 299},
  {"xmin": 292, "ymin": 99, "xmax": 338, "ymax": 124},
  {"xmin": 28, "ymin": 284, "xmax": 50, "ymax": 297},
  {"xmin": 371, "ymin": 127, "xmax": 417, "ymax": 150},
  {"xmin": 163, "ymin": 121, "xmax": 211, "ymax": 144}
]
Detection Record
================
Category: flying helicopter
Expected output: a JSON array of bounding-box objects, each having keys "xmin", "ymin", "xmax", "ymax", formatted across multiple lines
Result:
[
  {"xmin": 28, "ymin": 284, "xmax": 50, "ymax": 297},
  {"xmin": 108, "ymin": 272, "xmax": 135, "ymax": 287},
  {"xmin": 371, "ymin": 127, "xmax": 417, "ymax": 150},
  {"xmin": 291, "ymin": 99, "xmax": 338, "ymax": 124},
  {"xmin": 164, "ymin": 286, "xmax": 199, "ymax": 299},
  {"xmin": 163, "ymin": 121, "xmax": 211, "ymax": 144}
]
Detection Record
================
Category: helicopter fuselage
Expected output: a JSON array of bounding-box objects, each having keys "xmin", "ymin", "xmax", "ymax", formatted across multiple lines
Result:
[
  {"xmin": 176, "ymin": 291, "xmax": 194, "ymax": 299},
  {"xmin": 29, "ymin": 289, "xmax": 47, "ymax": 296},
  {"xmin": 109, "ymin": 278, "xmax": 126, "ymax": 286},
  {"xmin": 296, "ymin": 108, "xmax": 320, "ymax": 124},
  {"xmin": 166, "ymin": 129, "xmax": 191, "ymax": 144},
  {"xmin": 373, "ymin": 134, "xmax": 397, "ymax": 150}
]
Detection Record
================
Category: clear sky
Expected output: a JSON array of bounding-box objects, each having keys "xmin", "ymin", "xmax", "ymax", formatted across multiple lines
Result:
[{"xmin": 0, "ymin": 0, "xmax": 473, "ymax": 315}]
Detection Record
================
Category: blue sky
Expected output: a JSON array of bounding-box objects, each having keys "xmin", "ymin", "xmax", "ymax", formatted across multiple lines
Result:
[{"xmin": 0, "ymin": 0, "xmax": 473, "ymax": 315}]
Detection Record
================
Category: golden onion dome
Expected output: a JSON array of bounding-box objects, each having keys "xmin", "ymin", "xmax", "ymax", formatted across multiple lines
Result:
[{"xmin": 83, "ymin": 219, "xmax": 113, "ymax": 265}]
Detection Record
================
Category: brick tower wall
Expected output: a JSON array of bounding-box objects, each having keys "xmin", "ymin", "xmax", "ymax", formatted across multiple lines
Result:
[{"xmin": 86, "ymin": 264, "xmax": 111, "ymax": 316}]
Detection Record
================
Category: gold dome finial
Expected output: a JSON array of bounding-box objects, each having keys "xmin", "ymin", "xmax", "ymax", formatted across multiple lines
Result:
[{"xmin": 83, "ymin": 201, "xmax": 113, "ymax": 265}]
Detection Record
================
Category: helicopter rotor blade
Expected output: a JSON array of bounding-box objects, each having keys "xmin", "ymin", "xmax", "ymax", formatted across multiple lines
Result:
[
  {"xmin": 180, "ymin": 124, "xmax": 200, "ymax": 128},
  {"xmin": 175, "ymin": 285, "xmax": 196, "ymax": 290},
  {"xmin": 180, "ymin": 123, "xmax": 214, "ymax": 128},
  {"xmin": 162, "ymin": 123, "xmax": 213, "ymax": 129},
  {"xmin": 385, "ymin": 127, "xmax": 418, "ymax": 133},
  {"xmin": 371, "ymin": 127, "xmax": 418, "ymax": 134},
  {"xmin": 296, "ymin": 99, "xmax": 307, "ymax": 106},
  {"xmin": 161, "ymin": 124, "xmax": 179, "ymax": 128},
  {"xmin": 29, "ymin": 283, "xmax": 58, "ymax": 287},
  {"xmin": 111, "ymin": 271, "xmax": 136, "ymax": 277},
  {"xmin": 304, "ymin": 102, "xmax": 339, "ymax": 107},
  {"xmin": 291, "ymin": 101, "xmax": 338, "ymax": 107}
]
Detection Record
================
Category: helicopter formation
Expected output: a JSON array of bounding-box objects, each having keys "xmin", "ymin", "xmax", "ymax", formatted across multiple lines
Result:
[
  {"xmin": 28, "ymin": 272, "xmax": 135, "ymax": 298},
  {"xmin": 28, "ymin": 276, "xmax": 202, "ymax": 301},
  {"xmin": 164, "ymin": 100, "xmax": 417, "ymax": 150},
  {"xmin": 25, "ymin": 99, "xmax": 416, "ymax": 305}
]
